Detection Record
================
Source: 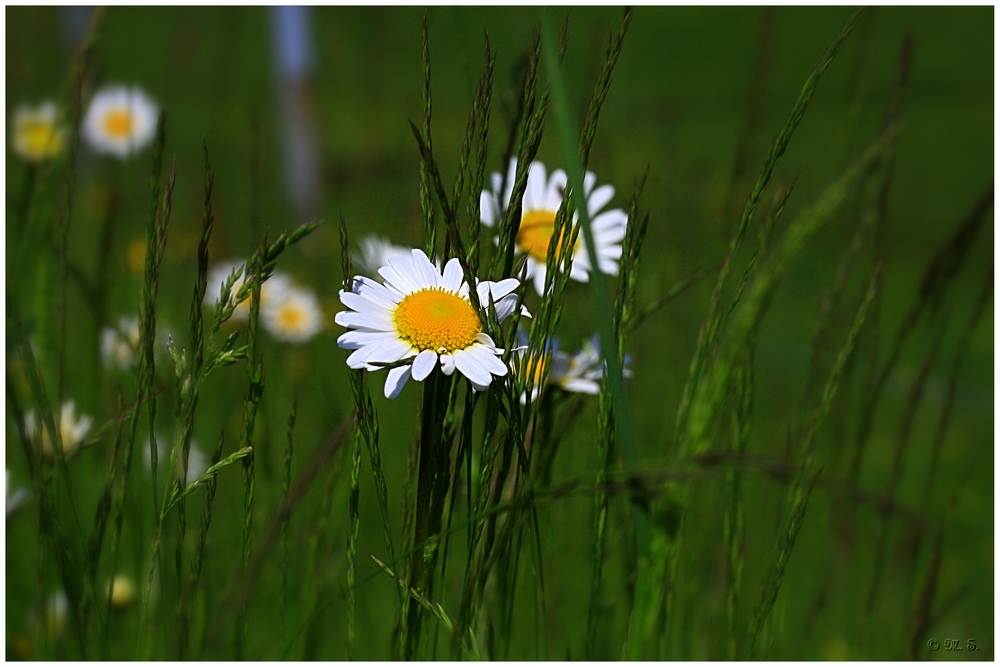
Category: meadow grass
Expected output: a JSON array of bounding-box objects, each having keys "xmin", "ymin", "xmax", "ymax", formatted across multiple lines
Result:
[{"xmin": 5, "ymin": 6, "xmax": 993, "ymax": 661}]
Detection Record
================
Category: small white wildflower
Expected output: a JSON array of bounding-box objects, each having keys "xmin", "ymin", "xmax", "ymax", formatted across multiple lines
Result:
[
  {"xmin": 82, "ymin": 85, "xmax": 159, "ymax": 158},
  {"xmin": 263, "ymin": 285, "xmax": 323, "ymax": 343},
  {"xmin": 11, "ymin": 101, "xmax": 64, "ymax": 162}
]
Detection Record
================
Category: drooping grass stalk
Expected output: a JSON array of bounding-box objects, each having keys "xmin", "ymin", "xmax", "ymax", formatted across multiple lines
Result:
[
  {"xmin": 674, "ymin": 8, "xmax": 865, "ymax": 454},
  {"xmin": 237, "ymin": 256, "xmax": 263, "ymax": 659},
  {"xmin": 346, "ymin": 405, "xmax": 361, "ymax": 660}
]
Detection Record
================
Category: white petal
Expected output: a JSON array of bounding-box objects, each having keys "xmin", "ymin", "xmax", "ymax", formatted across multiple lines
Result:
[
  {"xmin": 587, "ymin": 184, "xmax": 615, "ymax": 216},
  {"xmin": 384, "ymin": 366, "xmax": 411, "ymax": 399},
  {"xmin": 442, "ymin": 258, "xmax": 464, "ymax": 292},
  {"xmin": 378, "ymin": 264, "xmax": 420, "ymax": 294},
  {"xmin": 409, "ymin": 248, "xmax": 441, "ymax": 288},
  {"xmin": 337, "ymin": 330, "xmax": 398, "ymax": 350},
  {"xmin": 561, "ymin": 378, "xmax": 601, "ymax": 394},
  {"xmin": 452, "ymin": 348, "xmax": 492, "ymax": 386},
  {"xmin": 592, "ymin": 209, "xmax": 628, "ymax": 233},
  {"xmin": 475, "ymin": 332, "xmax": 496, "ymax": 348},
  {"xmin": 466, "ymin": 344, "xmax": 508, "ymax": 377},
  {"xmin": 532, "ymin": 264, "xmax": 548, "ymax": 296},
  {"xmin": 346, "ymin": 338, "xmax": 412, "ymax": 369},
  {"xmin": 583, "ymin": 171, "xmax": 597, "ymax": 196},
  {"xmin": 546, "ymin": 169, "xmax": 568, "ymax": 211},
  {"xmin": 440, "ymin": 353, "xmax": 456, "ymax": 375},
  {"xmin": 335, "ymin": 310, "xmax": 395, "ymax": 332},
  {"xmin": 354, "ymin": 276, "xmax": 403, "ymax": 307},
  {"xmin": 596, "ymin": 226, "xmax": 627, "ymax": 246},
  {"xmin": 411, "ymin": 349, "xmax": 438, "ymax": 382},
  {"xmin": 339, "ymin": 290, "xmax": 392, "ymax": 318},
  {"xmin": 493, "ymin": 294, "xmax": 519, "ymax": 323},
  {"xmin": 525, "ymin": 161, "xmax": 547, "ymax": 211},
  {"xmin": 598, "ymin": 245, "xmax": 624, "ymax": 259},
  {"xmin": 480, "ymin": 190, "xmax": 498, "ymax": 227}
]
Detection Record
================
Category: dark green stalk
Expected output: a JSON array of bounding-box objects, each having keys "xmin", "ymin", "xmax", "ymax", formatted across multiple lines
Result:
[{"xmin": 281, "ymin": 401, "xmax": 296, "ymax": 649}]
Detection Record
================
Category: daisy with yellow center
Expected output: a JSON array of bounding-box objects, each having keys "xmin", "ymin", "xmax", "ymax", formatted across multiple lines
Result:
[
  {"xmin": 515, "ymin": 334, "xmax": 634, "ymax": 403},
  {"xmin": 263, "ymin": 285, "xmax": 323, "ymax": 343},
  {"xmin": 82, "ymin": 85, "xmax": 158, "ymax": 158},
  {"xmin": 205, "ymin": 260, "xmax": 292, "ymax": 323},
  {"xmin": 480, "ymin": 158, "xmax": 629, "ymax": 295},
  {"xmin": 24, "ymin": 401, "xmax": 94, "ymax": 460},
  {"xmin": 11, "ymin": 101, "xmax": 65, "ymax": 162},
  {"xmin": 336, "ymin": 248, "xmax": 527, "ymax": 398}
]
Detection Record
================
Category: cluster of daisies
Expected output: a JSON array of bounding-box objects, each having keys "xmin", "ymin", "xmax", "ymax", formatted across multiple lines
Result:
[
  {"xmin": 337, "ymin": 158, "xmax": 632, "ymax": 400},
  {"xmin": 12, "ymin": 85, "xmax": 158, "ymax": 162}
]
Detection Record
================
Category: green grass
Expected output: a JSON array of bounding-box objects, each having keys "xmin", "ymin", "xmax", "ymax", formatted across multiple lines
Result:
[{"xmin": 6, "ymin": 6, "xmax": 993, "ymax": 661}]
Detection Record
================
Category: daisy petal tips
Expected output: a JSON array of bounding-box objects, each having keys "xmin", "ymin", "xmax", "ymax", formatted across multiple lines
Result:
[{"xmin": 336, "ymin": 249, "xmax": 527, "ymax": 399}]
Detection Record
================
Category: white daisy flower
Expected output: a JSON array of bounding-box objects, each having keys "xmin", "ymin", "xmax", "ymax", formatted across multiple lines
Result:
[
  {"xmin": 354, "ymin": 235, "xmax": 412, "ymax": 277},
  {"xmin": 263, "ymin": 285, "xmax": 323, "ymax": 343},
  {"xmin": 480, "ymin": 158, "xmax": 629, "ymax": 295},
  {"xmin": 24, "ymin": 401, "xmax": 94, "ymax": 460},
  {"xmin": 205, "ymin": 260, "xmax": 292, "ymax": 323},
  {"xmin": 100, "ymin": 316, "xmax": 140, "ymax": 370},
  {"xmin": 144, "ymin": 435, "xmax": 209, "ymax": 484},
  {"xmin": 6, "ymin": 469, "xmax": 28, "ymax": 518},
  {"xmin": 335, "ymin": 248, "xmax": 527, "ymax": 398},
  {"xmin": 11, "ymin": 101, "xmax": 64, "ymax": 162},
  {"xmin": 82, "ymin": 85, "xmax": 158, "ymax": 158},
  {"xmin": 515, "ymin": 334, "xmax": 634, "ymax": 403}
]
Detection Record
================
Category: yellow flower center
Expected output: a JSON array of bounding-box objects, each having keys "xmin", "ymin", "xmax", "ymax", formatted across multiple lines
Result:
[
  {"xmin": 277, "ymin": 304, "xmax": 305, "ymax": 331},
  {"xmin": 394, "ymin": 288, "xmax": 480, "ymax": 352},
  {"xmin": 516, "ymin": 210, "xmax": 574, "ymax": 262},
  {"xmin": 102, "ymin": 109, "xmax": 133, "ymax": 139},
  {"xmin": 18, "ymin": 120, "xmax": 59, "ymax": 159}
]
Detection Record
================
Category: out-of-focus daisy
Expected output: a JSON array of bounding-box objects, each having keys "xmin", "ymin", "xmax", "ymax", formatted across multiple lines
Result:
[
  {"xmin": 480, "ymin": 158, "xmax": 629, "ymax": 295},
  {"xmin": 205, "ymin": 260, "xmax": 292, "ymax": 323},
  {"xmin": 515, "ymin": 334, "xmax": 633, "ymax": 403},
  {"xmin": 6, "ymin": 469, "xmax": 28, "ymax": 518},
  {"xmin": 105, "ymin": 574, "xmax": 137, "ymax": 609},
  {"xmin": 82, "ymin": 85, "xmax": 158, "ymax": 158},
  {"xmin": 11, "ymin": 101, "xmax": 64, "ymax": 162},
  {"xmin": 263, "ymin": 285, "xmax": 323, "ymax": 343},
  {"xmin": 100, "ymin": 316, "xmax": 140, "ymax": 370},
  {"xmin": 354, "ymin": 235, "xmax": 412, "ymax": 277},
  {"xmin": 24, "ymin": 401, "xmax": 93, "ymax": 459},
  {"xmin": 144, "ymin": 436, "xmax": 209, "ymax": 484},
  {"xmin": 336, "ymin": 248, "xmax": 527, "ymax": 398}
]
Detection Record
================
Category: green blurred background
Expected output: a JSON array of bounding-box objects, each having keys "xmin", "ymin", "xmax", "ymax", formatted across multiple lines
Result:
[{"xmin": 6, "ymin": 6, "xmax": 993, "ymax": 660}]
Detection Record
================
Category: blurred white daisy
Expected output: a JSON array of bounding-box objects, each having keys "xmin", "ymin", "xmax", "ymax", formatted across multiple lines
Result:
[
  {"xmin": 263, "ymin": 285, "xmax": 323, "ymax": 343},
  {"xmin": 24, "ymin": 401, "xmax": 93, "ymax": 459},
  {"xmin": 354, "ymin": 235, "xmax": 412, "ymax": 277},
  {"xmin": 6, "ymin": 469, "xmax": 28, "ymax": 518},
  {"xmin": 100, "ymin": 316, "xmax": 140, "ymax": 370},
  {"xmin": 205, "ymin": 260, "xmax": 292, "ymax": 323},
  {"xmin": 11, "ymin": 101, "xmax": 64, "ymax": 162},
  {"xmin": 480, "ymin": 158, "xmax": 629, "ymax": 295},
  {"xmin": 82, "ymin": 85, "xmax": 158, "ymax": 158},
  {"xmin": 515, "ymin": 334, "xmax": 633, "ymax": 403},
  {"xmin": 336, "ymin": 248, "xmax": 527, "ymax": 398},
  {"xmin": 144, "ymin": 435, "xmax": 209, "ymax": 484}
]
